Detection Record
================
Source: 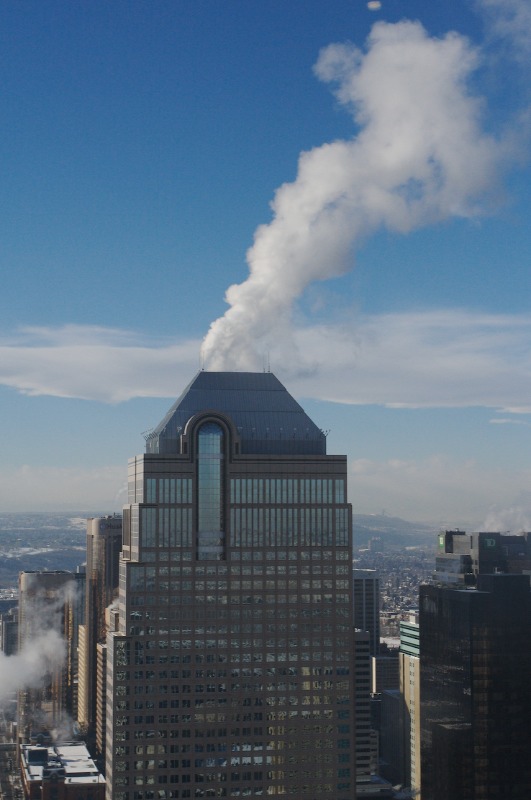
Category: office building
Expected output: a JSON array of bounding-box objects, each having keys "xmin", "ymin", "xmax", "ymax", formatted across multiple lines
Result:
[
  {"xmin": 78, "ymin": 515, "xmax": 122, "ymax": 751},
  {"xmin": 399, "ymin": 613, "xmax": 420, "ymax": 798},
  {"xmin": 355, "ymin": 630, "xmax": 372, "ymax": 791},
  {"xmin": 65, "ymin": 566, "xmax": 86, "ymax": 724},
  {"xmin": 1, "ymin": 605, "xmax": 18, "ymax": 656},
  {"xmin": 434, "ymin": 529, "xmax": 531, "ymax": 586},
  {"xmin": 353, "ymin": 569, "xmax": 380, "ymax": 656},
  {"xmin": 105, "ymin": 371, "xmax": 354, "ymax": 800},
  {"xmin": 18, "ymin": 571, "xmax": 76, "ymax": 745},
  {"xmin": 420, "ymin": 574, "xmax": 531, "ymax": 800}
]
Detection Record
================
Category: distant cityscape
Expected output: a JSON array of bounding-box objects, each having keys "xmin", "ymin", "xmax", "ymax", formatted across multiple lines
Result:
[
  {"xmin": 1, "ymin": 372, "xmax": 530, "ymax": 800},
  {"xmin": 0, "ymin": 512, "xmax": 435, "ymax": 641}
]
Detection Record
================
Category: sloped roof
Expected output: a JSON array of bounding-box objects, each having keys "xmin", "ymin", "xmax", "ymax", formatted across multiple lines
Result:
[{"xmin": 145, "ymin": 371, "xmax": 326, "ymax": 456}]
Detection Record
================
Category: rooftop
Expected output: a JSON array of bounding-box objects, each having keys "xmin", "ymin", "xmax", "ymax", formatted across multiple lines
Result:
[
  {"xmin": 145, "ymin": 371, "xmax": 327, "ymax": 457},
  {"xmin": 21, "ymin": 742, "xmax": 105, "ymax": 786}
]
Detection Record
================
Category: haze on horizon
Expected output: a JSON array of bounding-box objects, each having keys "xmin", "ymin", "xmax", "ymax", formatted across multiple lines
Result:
[{"xmin": 1, "ymin": 0, "xmax": 531, "ymax": 527}]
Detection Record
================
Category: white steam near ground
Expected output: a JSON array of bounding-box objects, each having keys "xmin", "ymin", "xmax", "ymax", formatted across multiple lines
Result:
[
  {"xmin": 0, "ymin": 581, "xmax": 75, "ymax": 710},
  {"xmin": 0, "ymin": 629, "xmax": 65, "ymax": 705},
  {"xmin": 201, "ymin": 16, "xmax": 524, "ymax": 371}
]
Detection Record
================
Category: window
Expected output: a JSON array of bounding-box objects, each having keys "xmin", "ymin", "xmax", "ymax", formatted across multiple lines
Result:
[{"xmin": 197, "ymin": 422, "xmax": 225, "ymax": 560}]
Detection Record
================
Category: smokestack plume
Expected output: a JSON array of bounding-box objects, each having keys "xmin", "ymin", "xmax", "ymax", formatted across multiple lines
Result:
[{"xmin": 201, "ymin": 20, "xmax": 510, "ymax": 371}]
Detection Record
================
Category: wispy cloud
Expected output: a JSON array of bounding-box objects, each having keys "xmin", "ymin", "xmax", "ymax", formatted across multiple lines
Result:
[
  {"xmin": 286, "ymin": 309, "xmax": 531, "ymax": 412},
  {"xmin": 477, "ymin": 0, "xmax": 531, "ymax": 60},
  {"xmin": 489, "ymin": 417, "xmax": 531, "ymax": 426},
  {"xmin": 1, "ymin": 310, "xmax": 531, "ymax": 411},
  {"xmin": 0, "ymin": 325, "xmax": 200, "ymax": 402}
]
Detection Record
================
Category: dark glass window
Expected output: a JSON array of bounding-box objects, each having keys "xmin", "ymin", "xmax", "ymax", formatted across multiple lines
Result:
[{"xmin": 197, "ymin": 422, "xmax": 225, "ymax": 560}]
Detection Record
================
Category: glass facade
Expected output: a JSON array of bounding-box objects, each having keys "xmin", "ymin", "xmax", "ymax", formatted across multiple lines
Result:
[
  {"xmin": 106, "ymin": 374, "xmax": 354, "ymax": 800},
  {"xmin": 197, "ymin": 422, "xmax": 225, "ymax": 561},
  {"xmin": 420, "ymin": 576, "xmax": 531, "ymax": 800}
]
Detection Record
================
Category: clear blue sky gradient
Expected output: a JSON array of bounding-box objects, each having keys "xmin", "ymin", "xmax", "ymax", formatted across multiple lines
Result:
[{"xmin": 1, "ymin": 0, "xmax": 531, "ymax": 525}]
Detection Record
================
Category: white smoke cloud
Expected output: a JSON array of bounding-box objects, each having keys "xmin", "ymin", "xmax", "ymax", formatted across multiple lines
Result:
[
  {"xmin": 482, "ymin": 505, "xmax": 531, "ymax": 533},
  {"xmin": 201, "ymin": 20, "xmax": 513, "ymax": 370},
  {"xmin": 0, "ymin": 629, "xmax": 66, "ymax": 705},
  {"xmin": 0, "ymin": 581, "xmax": 76, "ymax": 707}
]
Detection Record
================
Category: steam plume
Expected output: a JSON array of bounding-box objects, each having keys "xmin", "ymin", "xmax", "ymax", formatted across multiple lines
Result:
[
  {"xmin": 201, "ymin": 20, "xmax": 510, "ymax": 370},
  {"xmin": 0, "ymin": 630, "xmax": 66, "ymax": 704},
  {"xmin": 0, "ymin": 580, "xmax": 75, "ymax": 706}
]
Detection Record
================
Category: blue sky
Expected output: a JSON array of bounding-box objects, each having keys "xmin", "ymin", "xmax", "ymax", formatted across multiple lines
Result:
[{"xmin": 1, "ymin": 0, "xmax": 531, "ymax": 527}]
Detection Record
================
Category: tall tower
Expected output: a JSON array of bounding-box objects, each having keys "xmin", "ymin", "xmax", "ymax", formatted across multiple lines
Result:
[
  {"xmin": 420, "ymin": 574, "xmax": 531, "ymax": 800},
  {"xmin": 17, "ymin": 571, "xmax": 75, "ymax": 745},
  {"xmin": 354, "ymin": 630, "xmax": 373, "ymax": 793},
  {"xmin": 105, "ymin": 371, "xmax": 354, "ymax": 800},
  {"xmin": 353, "ymin": 569, "xmax": 380, "ymax": 656},
  {"xmin": 78, "ymin": 515, "xmax": 122, "ymax": 751},
  {"xmin": 399, "ymin": 612, "xmax": 420, "ymax": 798}
]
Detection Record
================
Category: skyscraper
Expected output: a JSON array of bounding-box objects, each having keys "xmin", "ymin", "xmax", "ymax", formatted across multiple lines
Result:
[
  {"xmin": 434, "ymin": 529, "xmax": 531, "ymax": 586},
  {"xmin": 420, "ymin": 574, "xmax": 531, "ymax": 800},
  {"xmin": 353, "ymin": 569, "xmax": 380, "ymax": 656},
  {"xmin": 78, "ymin": 515, "xmax": 122, "ymax": 753},
  {"xmin": 105, "ymin": 371, "xmax": 354, "ymax": 800},
  {"xmin": 17, "ymin": 571, "xmax": 75, "ymax": 745},
  {"xmin": 399, "ymin": 612, "xmax": 420, "ymax": 798}
]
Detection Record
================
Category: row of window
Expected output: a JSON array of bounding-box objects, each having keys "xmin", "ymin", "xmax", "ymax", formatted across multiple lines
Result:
[
  {"xmin": 112, "ymin": 711, "xmax": 343, "ymax": 746},
  {"xmin": 145, "ymin": 478, "xmax": 193, "ymax": 504},
  {"xmin": 126, "ymin": 624, "xmax": 350, "ymax": 639},
  {"xmin": 230, "ymin": 478, "xmax": 345, "ymax": 505},
  {"xmin": 114, "ymin": 666, "xmax": 348, "ymax": 681},
  {"xmin": 129, "ymin": 548, "xmax": 350, "ymax": 563},
  {"xmin": 116, "ymin": 788, "xmax": 350, "ymax": 799},
  {"xmin": 129, "ymin": 572, "xmax": 349, "ymax": 593},
  {"xmin": 142, "ymin": 477, "xmax": 346, "ymax": 506},
  {"xmin": 115, "ymin": 736, "xmax": 350, "ymax": 757},
  {"xmin": 230, "ymin": 508, "xmax": 349, "ymax": 547},
  {"xmin": 134, "ymin": 510, "xmax": 350, "ymax": 550},
  {"xmin": 116, "ymin": 653, "xmax": 350, "ymax": 669},
  {"xmin": 128, "ymin": 563, "xmax": 350, "ymax": 581}
]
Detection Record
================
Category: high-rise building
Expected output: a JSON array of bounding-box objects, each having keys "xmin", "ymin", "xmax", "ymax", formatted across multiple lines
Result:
[
  {"xmin": 420, "ymin": 574, "xmax": 531, "ymax": 800},
  {"xmin": 434, "ymin": 529, "xmax": 531, "ymax": 586},
  {"xmin": 78, "ymin": 515, "xmax": 122, "ymax": 751},
  {"xmin": 355, "ymin": 630, "xmax": 372, "ymax": 791},
  {"xmin": 353, "ymin": 569, "xmax": 380, "ymax": 656},
  {"xmin": 17, "ymin": 571, "xmax": 76, "ymax": 745},
  {"xmin": 105, "ymin": 371, "xmax": 354, "ymax": 800},
  {"xmin": 65, "ymin": 565, "xmax": 86, "ymax": 723},
  {"xmin": 1, "ymin": 605, "xmax": 18, "ymax": 656},
  {"xmin": 399, "ymin": 612, "xmax": 420, "ymax": 798}
]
